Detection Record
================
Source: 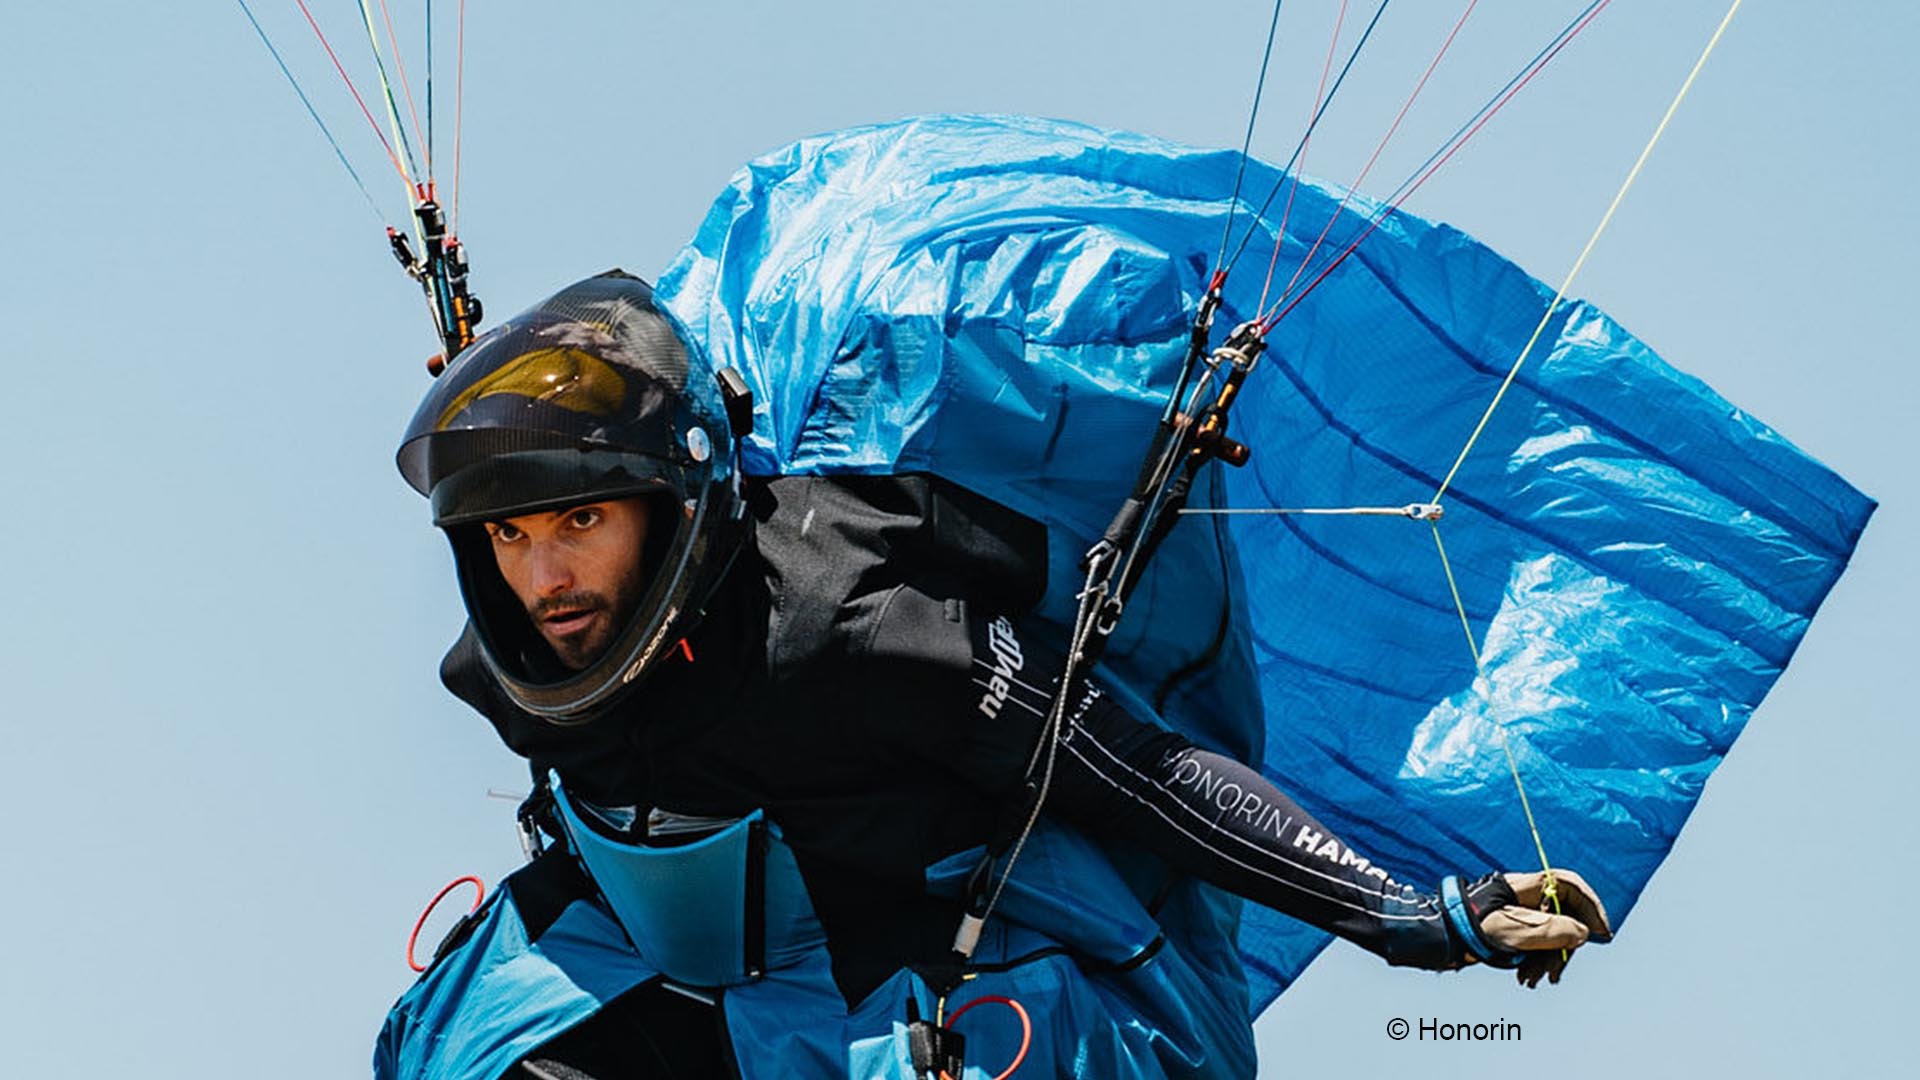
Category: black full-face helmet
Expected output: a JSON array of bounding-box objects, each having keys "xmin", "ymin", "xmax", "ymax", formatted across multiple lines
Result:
[{"xmin": 397, "ymin": 270, "xmax": 747, "ymax": 723}]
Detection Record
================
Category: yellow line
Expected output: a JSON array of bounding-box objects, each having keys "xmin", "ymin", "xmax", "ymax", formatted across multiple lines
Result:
[
  {"xmin": 1432, "ymin": 521, "xmax": 1561, "ymax": 917},
  {"xmin": 356, "ymin": 0, "xmax": 425, "ymax": 251},
  {"xmin": 1430, "ymin": 523, "xmax": 1482, "ymax": 668},
  {"xmin": 1432, "ymin": 0, "xmax": 1745, "ymax": 504},
  {"xmin": 1421, "ymin": 3, "xmax": 1746, "ymax": 919}
]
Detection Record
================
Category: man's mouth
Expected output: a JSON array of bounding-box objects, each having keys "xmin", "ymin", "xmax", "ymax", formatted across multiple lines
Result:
[{"xmin": 541, "ymin": 607, "xmax": 601, "ymax": 637}]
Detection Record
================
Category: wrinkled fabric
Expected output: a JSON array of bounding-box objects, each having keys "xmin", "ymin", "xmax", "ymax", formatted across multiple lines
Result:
[{"xmin": 658, "ymin": 113, "xmax": 1873, "ymax": 1011}]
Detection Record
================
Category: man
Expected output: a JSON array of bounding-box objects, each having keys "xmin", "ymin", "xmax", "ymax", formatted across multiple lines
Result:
[{"xmin": 378, "ymin": 271, "xmax": 1610, "ymax": 1080}]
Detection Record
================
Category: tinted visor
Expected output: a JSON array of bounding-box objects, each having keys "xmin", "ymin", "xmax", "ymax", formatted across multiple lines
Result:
[{"xmin": 427, "ymin": 447, "xmax": 681, "ymax": 527}]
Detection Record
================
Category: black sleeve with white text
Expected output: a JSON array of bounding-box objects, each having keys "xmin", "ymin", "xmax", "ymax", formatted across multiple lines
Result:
[{"xmin": 953, "ymin": 605, "xmax": 1462, "ymax": 970}]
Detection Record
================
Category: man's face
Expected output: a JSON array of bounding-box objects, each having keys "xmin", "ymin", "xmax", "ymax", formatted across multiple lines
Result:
[{"xmin": 484, "ymin": 497, "xmax": 652, "ymax": 671}]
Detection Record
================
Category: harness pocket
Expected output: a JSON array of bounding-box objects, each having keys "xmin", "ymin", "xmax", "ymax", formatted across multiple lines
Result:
[{"xmin": 551, "ymin": 775, "xmax": 823, "ymax": 987}]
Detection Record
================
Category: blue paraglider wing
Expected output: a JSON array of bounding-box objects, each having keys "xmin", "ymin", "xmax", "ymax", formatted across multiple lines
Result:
[{"xmin": 657, "ymin": 114, "xmax": 1873, "ymax": 1013}]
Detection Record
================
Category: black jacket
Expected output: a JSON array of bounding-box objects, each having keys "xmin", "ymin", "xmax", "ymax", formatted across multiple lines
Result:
[{"xmin": 442, "ymin": 475, "xmax": 1060, "ymax": 1002}]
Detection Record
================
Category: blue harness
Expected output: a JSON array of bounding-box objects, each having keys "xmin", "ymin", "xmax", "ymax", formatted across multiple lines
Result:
[{"xmin": 376, "ymin": 817, "xmax": 1261, "ymax": 1079}]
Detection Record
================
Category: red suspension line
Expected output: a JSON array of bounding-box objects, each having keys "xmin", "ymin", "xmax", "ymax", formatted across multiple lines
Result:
[
  {"xmin": 1266, "ymin": 0, "xmax": 1480, "ymax": 322},
  {"xmin": 1255, "ymin": 0, "xmax": 1353, "ymax": 317},
  {"xmin": 376, "ymin": 0, "xmax": 431, "ymax": 180},
  {"xmin": 1262, "ymin": 0, "xmax": 1612, "ymax": 334},
  {"xmin": 451, "ymin": 0, "xmax": 467, "ymax": 237},
  {"xmin": 291, "ymin": 0, "xmax": 411, "ymax": 188}
]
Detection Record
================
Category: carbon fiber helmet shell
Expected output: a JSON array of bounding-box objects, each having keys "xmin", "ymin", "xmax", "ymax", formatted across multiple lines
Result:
[{"xmin": 397, "ymin": 270, "xmax": 744, "ymax": 723}]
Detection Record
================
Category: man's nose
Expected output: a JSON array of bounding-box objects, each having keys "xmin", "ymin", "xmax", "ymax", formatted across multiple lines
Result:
[{"xmin": 527, "ymin": 543, "xmax": 574, "ymax": 595}]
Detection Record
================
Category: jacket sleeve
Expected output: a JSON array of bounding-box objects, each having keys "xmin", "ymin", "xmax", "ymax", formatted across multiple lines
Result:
[{"xmin": 1044, "ymin": 681, "xmax": 1463, "ymax": 970}]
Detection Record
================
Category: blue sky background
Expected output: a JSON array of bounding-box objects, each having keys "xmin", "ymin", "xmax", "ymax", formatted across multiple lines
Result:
[{"xmin": 1, "ymin": 2, "xmax": 1910, "ymax": 1076}]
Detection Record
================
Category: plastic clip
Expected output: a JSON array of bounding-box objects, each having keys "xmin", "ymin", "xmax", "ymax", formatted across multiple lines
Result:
[
  {"xmin": 515, "ymin": 789, "xmax": 550, "ymax": 863},
  {"xmin": 905, "ymin": 998, "xmax": 966, "ymax": 1080}
]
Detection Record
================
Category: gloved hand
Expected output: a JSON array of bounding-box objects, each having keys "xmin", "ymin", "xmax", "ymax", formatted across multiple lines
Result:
[{"xmin": 1443, "ymin": 869, "xmax": 1612, "ymax": 988}]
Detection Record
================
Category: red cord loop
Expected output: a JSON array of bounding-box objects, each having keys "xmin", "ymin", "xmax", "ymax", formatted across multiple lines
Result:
[
  {"xmin": 406, "ymin": 875, "xmax": 486, "ymax": 973},
  {"xmin": 946, "ymin": 995, "xmax": 1033, "ymax": 1080}
]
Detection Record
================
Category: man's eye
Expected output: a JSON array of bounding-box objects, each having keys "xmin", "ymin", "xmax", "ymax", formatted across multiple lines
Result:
[
  {"xmin": 490, "ymin": 524, "xmax": 524, "ymax": 543},
  {"xmin": 569, "ymin": 509, "xmax": 602, "ymax": 529}
]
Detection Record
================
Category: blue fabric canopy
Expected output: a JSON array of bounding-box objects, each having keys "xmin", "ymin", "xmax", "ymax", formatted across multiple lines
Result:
[{"xmin": 658, "ymin": 113, "xmax": 1872, "ymax": 1013}]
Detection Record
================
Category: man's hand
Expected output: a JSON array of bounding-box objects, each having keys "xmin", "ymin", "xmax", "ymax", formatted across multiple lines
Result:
[{"xmin": 1448, "ymin": 869, "xmax": 1612, "ymax": 988}]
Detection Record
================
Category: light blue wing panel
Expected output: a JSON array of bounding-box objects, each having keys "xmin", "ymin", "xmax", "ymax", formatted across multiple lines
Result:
[{"xmin": 658, "ymin": 114, "xmax": 1873, "ymax": 1014}]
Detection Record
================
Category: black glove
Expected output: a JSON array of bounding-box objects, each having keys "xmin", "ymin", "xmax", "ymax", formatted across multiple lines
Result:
[{"xmin": 1442, "ymin": 869, "xmax": 1612, "ymax": 988}]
